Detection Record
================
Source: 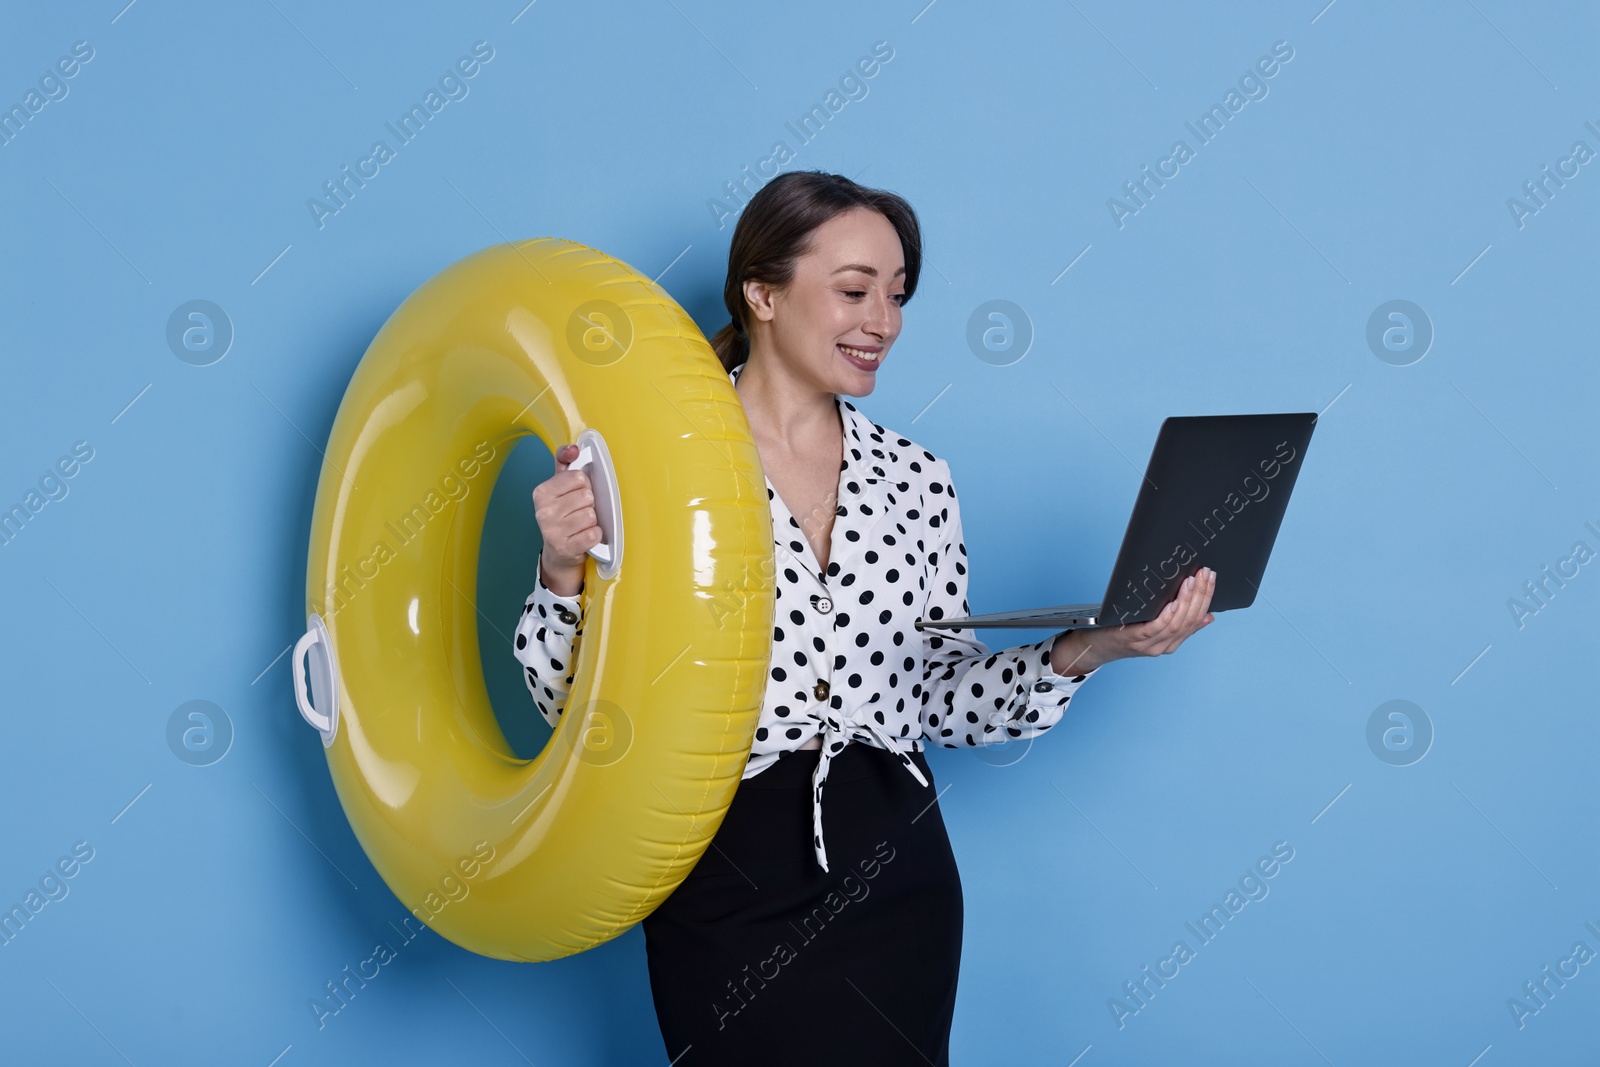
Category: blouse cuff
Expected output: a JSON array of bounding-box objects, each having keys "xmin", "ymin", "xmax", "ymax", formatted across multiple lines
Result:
[
  {"xmin": 1017, "ymin": 636, "xmax": 1099, "ymax": 721},
  {"xmin": 529, "ymin": 567, "xmax": 584, "ymax": 637}
]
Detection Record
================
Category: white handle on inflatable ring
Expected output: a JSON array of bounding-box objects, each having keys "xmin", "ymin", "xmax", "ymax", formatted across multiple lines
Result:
[
  {"xmin": 566, "ymin": 427, "xmax": 623, "ymax": 581},
  {"xmin": 291, "ymin": 612, "xmax": 340, "ymax": 748}
]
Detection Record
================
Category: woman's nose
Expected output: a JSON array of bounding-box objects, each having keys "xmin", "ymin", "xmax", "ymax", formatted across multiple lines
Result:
[{"xmin": 863, "ymin": 293, "xmax": 896, "ymax": 336}]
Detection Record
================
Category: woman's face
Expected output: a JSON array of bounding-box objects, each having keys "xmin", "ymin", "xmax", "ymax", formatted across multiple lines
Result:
[{"xmin": 745, "ymin": 206, "xmax": 907, "ymax": 397}]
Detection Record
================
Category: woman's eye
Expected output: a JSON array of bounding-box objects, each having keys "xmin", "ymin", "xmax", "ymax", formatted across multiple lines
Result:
[{"xmin": 843, "ymin": 290, "xmax": 866, "ymax": 299}]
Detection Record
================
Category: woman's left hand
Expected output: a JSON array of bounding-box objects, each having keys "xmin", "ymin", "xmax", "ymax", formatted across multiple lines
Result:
[{"xmin": 1050, "ymin": 567, "xmax": 1216, "ymax": 675}]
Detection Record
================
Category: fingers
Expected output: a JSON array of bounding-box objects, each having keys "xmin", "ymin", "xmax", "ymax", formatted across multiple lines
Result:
[
  {"xmin": 545, "ymin": 501, "xmax": 600, "ymax": 543},
  {"xmin": 1173, "ymin": 570, "xmax": 1205, "ymax": 634},
  {"xmin": 532, "ymin": 444, "xmax": 601, "ymax": 563},
  {"xmin": 1135, "ymin": 569, "xmax": 1211, "ymax": 653},
  {"xmin": 545, "ymin": 472, "xmax": 594, "ymax": 506},
  {"xmin": 1119, "ymin": 599, "xmax": 1176, "ymax": 657},
  {"xmin": 1119, "ymin": 569, "xmax": 1218, "ymax": 656},
  {"xmin": 1130, "ymin": 592, "xmax": 1180, "ymax": 639},
  {"xmin": 1164, "ymin": 569, "xmax": 1215, "ymax": 647},
  {"xmin": 1198, "ymin": 568, "xmax": 1217, "ymax": 623},
  {"xmin": 1152, "ymin": 590, "xmax": 1191, "ymax": 652},
  {"xmin": 1154, "ymin": 575, "xmax": 1197, "ymax": 634},
  {"xmin": 1174, "ymin": 568, "xmax": 1214, "ymax": 637},
  {"xmin": 533, "ymin": 446, "xmax": 594, "ymax": 510}
]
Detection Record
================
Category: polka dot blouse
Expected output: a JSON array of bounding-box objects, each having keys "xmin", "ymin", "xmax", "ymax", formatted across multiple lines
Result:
[{"xmin": 513, "ymin": 360, "xmax": 1099, "ymax": 873}]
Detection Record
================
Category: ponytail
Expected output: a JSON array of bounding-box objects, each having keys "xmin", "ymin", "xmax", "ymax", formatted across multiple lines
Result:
[{"xmin": 709, "ymin": 319, "xmax": 748, "ymax": 372}]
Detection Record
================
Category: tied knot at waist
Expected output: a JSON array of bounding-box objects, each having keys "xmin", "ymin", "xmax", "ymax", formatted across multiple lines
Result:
[{"xmin": 809, "ymin": 714, "xmax": 929, "ymax": 873}]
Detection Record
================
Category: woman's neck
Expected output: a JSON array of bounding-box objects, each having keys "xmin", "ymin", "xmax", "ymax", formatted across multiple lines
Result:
[{"xmin": 734, "ymin": 353, "xmax": 841, "ymax": 448}]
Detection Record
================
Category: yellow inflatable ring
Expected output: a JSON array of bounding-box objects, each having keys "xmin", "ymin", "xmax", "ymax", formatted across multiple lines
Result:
[{"xmin": 291, "ymin": 238, "xmax": 775, "ymax": 962}]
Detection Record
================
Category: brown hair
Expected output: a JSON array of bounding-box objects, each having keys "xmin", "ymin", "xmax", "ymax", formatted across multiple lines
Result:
[{"xmin": 708, "ymin": 170, "xmax": 923, "ymax": 372}]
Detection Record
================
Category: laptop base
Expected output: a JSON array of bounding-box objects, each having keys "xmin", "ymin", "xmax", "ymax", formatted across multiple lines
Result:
[{"xmin": 913, "ymin": 603, "xmax": 1103, "ymax": 631}]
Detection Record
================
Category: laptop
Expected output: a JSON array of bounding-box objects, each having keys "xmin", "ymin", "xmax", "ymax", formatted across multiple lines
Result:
[{"xmin": 914, "ymin": 412, "xmax": 1317, "ymax": 631}]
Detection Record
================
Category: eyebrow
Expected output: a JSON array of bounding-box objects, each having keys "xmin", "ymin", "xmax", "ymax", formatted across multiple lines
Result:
[{"xmin": 831, "ymin": 263, "xmax": 906, "ymax": 278}]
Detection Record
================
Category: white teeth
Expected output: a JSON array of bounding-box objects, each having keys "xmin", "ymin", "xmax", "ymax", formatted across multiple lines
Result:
[{"xmin": 840, "ymin": 345, "xmax": 881, "ymax": 362}]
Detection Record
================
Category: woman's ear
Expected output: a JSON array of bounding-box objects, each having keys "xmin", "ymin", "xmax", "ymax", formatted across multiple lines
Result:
[{"xmin": 744, "ymin": 279, "xmax": 778, "ymax": 324}]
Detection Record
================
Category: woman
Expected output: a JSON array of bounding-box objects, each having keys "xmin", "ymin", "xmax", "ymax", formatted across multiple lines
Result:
[{"xmin": 513, "ymin": 170, "xmax": 1215, "ymax": 1065}]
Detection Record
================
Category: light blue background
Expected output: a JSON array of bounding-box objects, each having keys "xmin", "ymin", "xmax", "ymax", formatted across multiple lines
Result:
[{"xmin": 2, "ymin": 1, "xmax": 1596, "ymax": 1063}]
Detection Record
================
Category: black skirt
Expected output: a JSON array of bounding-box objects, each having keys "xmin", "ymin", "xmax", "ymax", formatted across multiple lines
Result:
[{"xmin": 641, "ymin": 741, "xmax": 964, "ymax": 1066}]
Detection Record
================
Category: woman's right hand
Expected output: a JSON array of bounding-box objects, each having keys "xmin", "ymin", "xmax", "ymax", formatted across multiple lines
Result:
[{"xmin": 533, "ymin": 443, "xmax": 599, "ymax": 598}]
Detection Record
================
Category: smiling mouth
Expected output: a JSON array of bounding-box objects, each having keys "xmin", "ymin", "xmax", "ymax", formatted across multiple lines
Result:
[{"xmin": 838, "ymin": 343, "xmax": 882, "ymax": 365}]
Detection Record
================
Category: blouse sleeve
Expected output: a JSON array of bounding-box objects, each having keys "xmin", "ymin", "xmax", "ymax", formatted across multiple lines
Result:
[
  {"xmin": 918, "ymin": 458, "xmax": 1099, "ymax": 748},
  {"xmin": 511, "ymin": 566, "xmax": 587, "ymax": 729}
]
